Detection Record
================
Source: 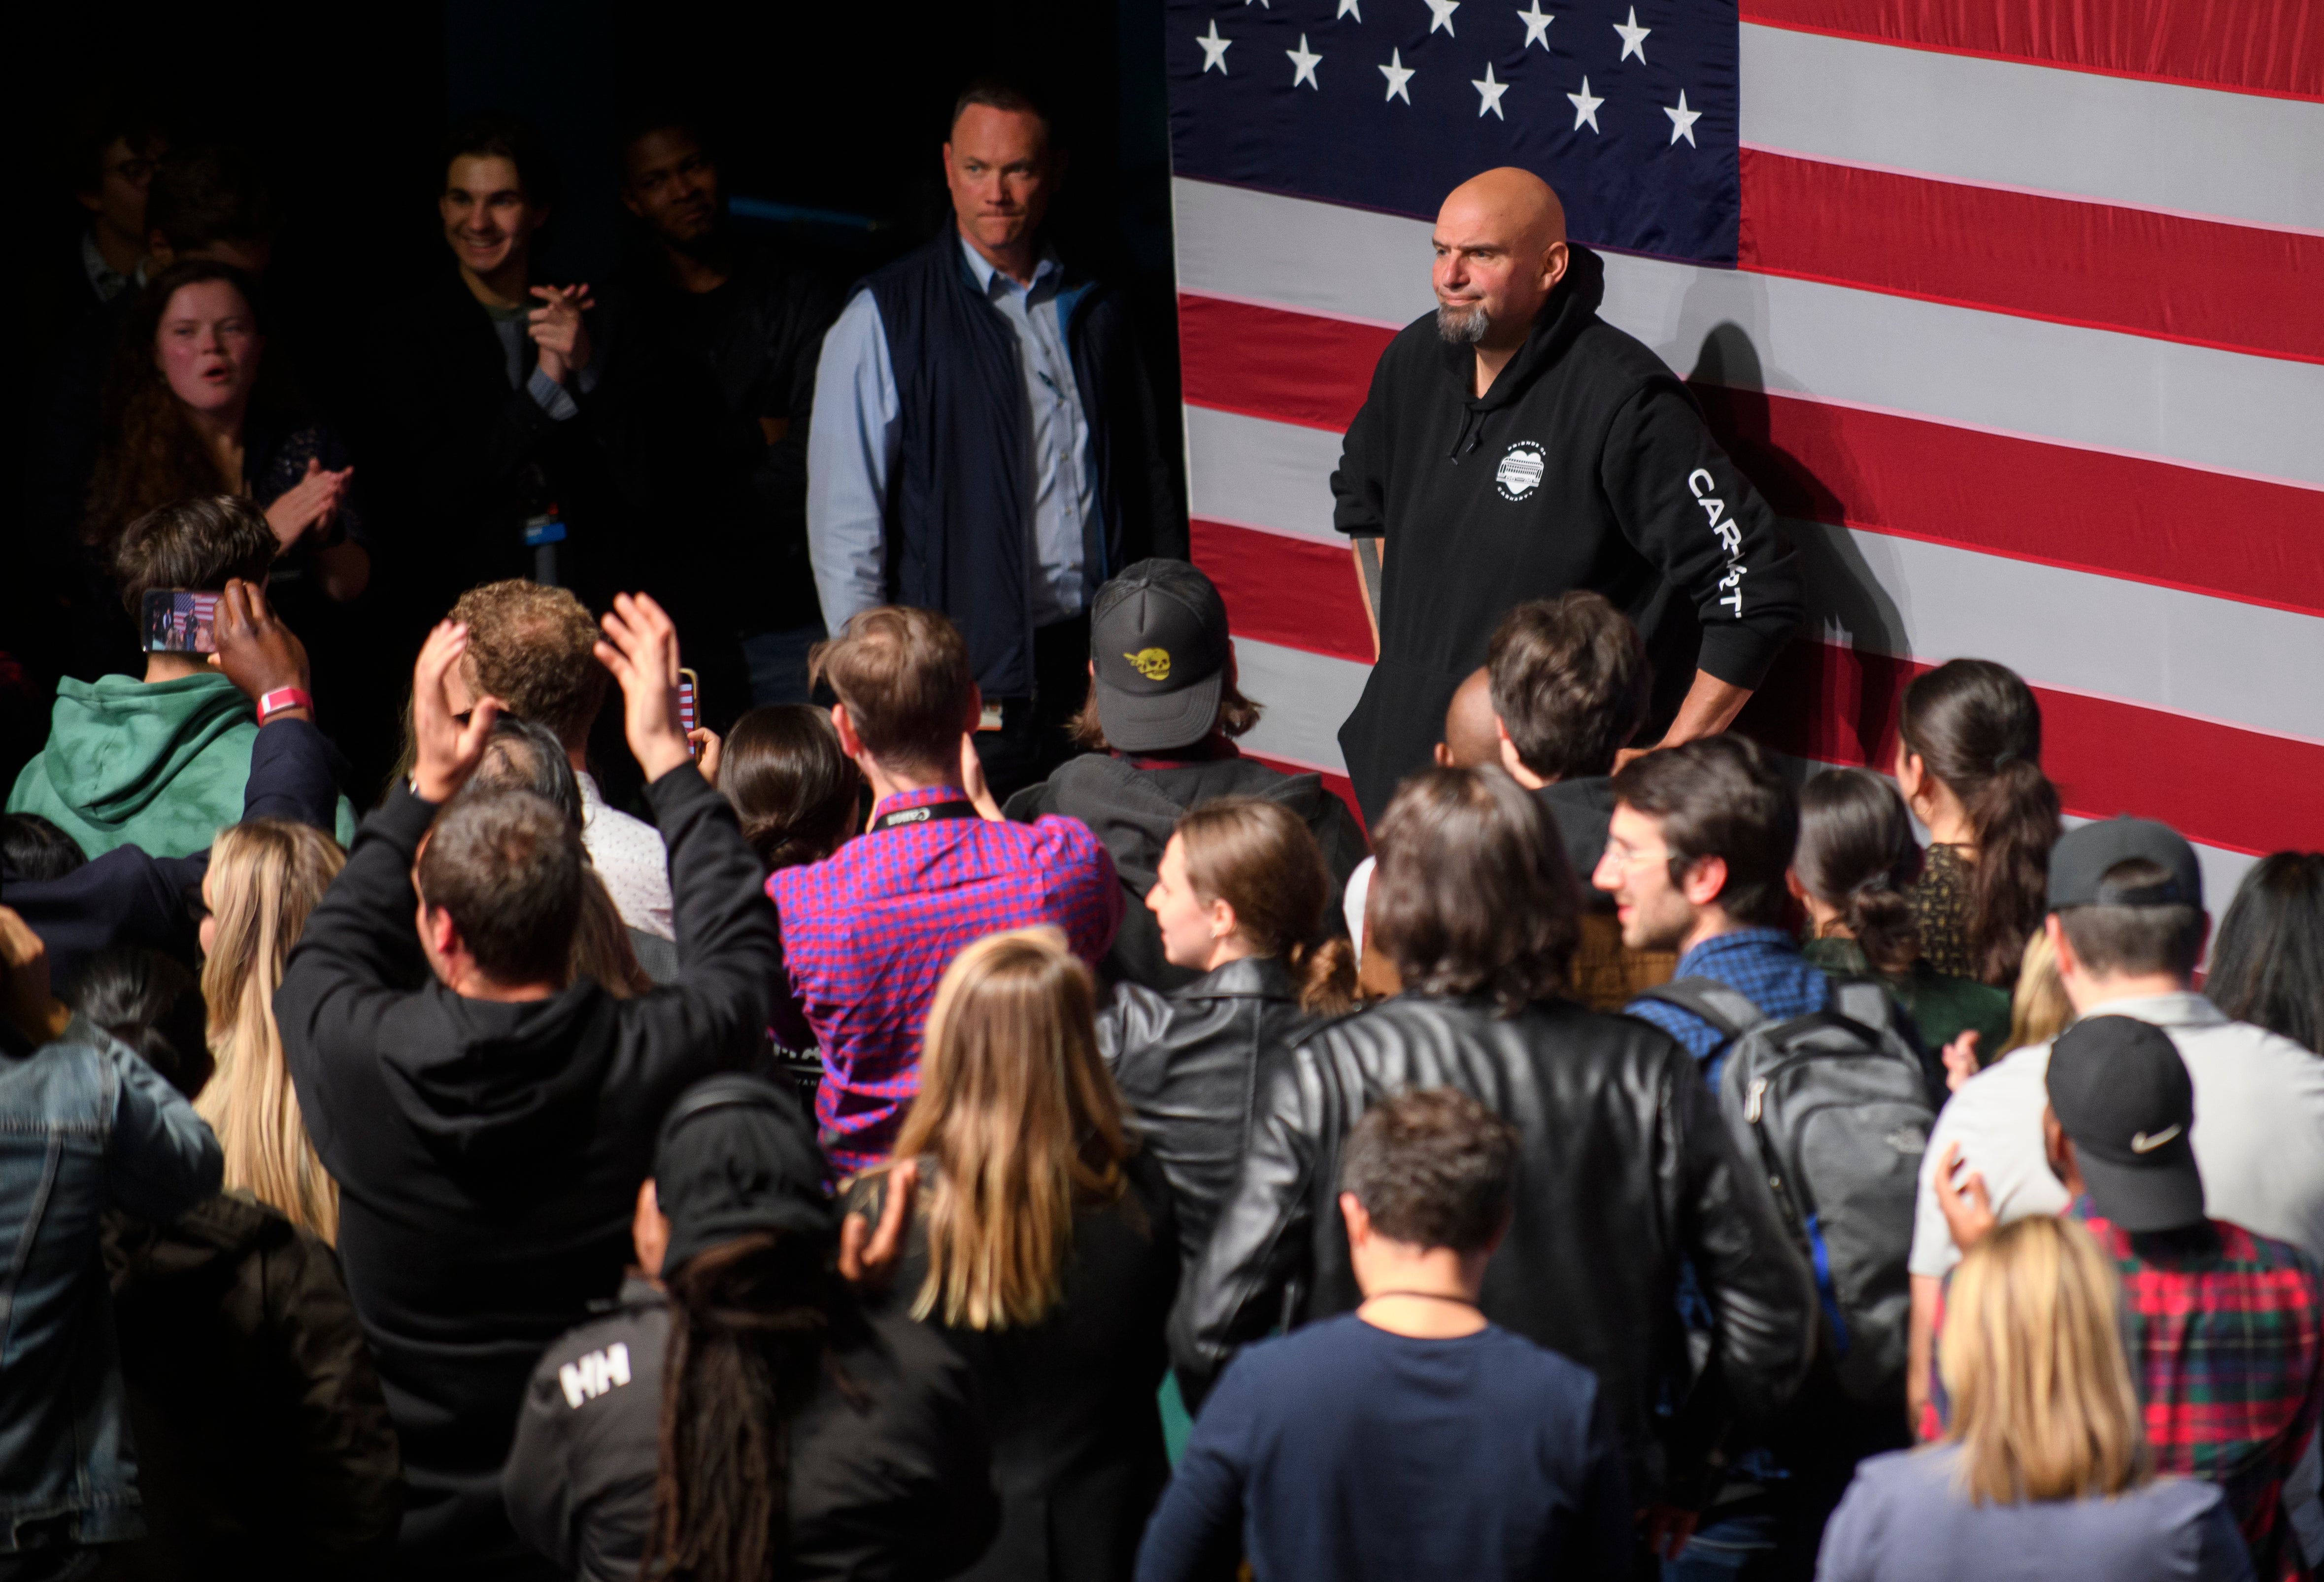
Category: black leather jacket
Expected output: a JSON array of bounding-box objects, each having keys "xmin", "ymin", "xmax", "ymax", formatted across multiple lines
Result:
[
  {"xmin": 1096, "ymin": 957, "xmax": 1321, "ymax": 1274},
  {"xmin": 1168, "ymin": 992, "xmax": 1817, "ymax": 1501}
]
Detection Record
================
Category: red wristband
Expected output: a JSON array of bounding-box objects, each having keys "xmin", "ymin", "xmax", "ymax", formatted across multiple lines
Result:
[{"xmin": 257, "ymin": 686, "xmax": 314, "ymax": 724}]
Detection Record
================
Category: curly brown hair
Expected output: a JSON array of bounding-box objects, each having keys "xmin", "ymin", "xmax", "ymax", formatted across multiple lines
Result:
[
  {"xmin": 84, "ymin": 259, "xmax": 286, "ymax": 552},
  {"xmin": 449, "ymin": 580, "xmax": 610, "ymax": 749}
]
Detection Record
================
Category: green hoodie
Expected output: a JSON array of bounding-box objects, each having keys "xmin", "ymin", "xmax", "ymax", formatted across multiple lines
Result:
[{"xmin": 7, "ymin": 672, "xmax": 356, "ymax": 859}]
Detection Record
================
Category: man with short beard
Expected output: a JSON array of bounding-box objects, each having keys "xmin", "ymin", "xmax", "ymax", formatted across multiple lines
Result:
[{"xmin": 1329, "ymin": 168, "xmax": 1803, "ymax": 826}]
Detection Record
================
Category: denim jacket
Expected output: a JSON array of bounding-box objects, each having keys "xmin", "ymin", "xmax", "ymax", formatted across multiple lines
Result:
[{"xmin": 1, "ymin": 1013, "xmax": 221, "ymax": 1551}]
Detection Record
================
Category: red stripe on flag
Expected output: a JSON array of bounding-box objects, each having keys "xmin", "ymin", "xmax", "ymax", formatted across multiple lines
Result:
[
  {"xmin": 1179, "ymin": 294, "xmax": 1393, "ymax": 433},
  {"xmin": 1179, "ymin": 293, "xmax": 2324, "ymax": 617},
  {"xmin": 1192, "ymin": 518, "xmax": 1376, "ymax": 664},
  {"xmin": 1739, "ymin": 1, "xmax": 2324, "ymax": 103},
  {"xmin": 1739, "ymin": 149, "xmax": 2324, "ymax": 366},
  {"xmin": 1699, "ymin": 388, "xmax": 2324, "ymax": 619},
  {"xmin": 1741, "ymin": 640, "xmax": 2324, "ymax": 857}
]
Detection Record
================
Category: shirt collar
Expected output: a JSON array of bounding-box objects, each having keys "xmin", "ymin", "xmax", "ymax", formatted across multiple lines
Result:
[
  {"xmin": 2088, "ymin": 991, "xmax": 2224, "ymax": 1030},
  {"xmin": 1673, "ymin": 926, "xmax": 1799, "ymax": 977},
  {"xmin": 81, "ymin": 229, "xmax": 141, "ymax": 301},
  {"xmin": 869, "ymin": 784, "xmax": 971, "ymax": 823},
  {"xmin": 956, "ymin": 229, "xmax": 1059, "ymax": 298}
]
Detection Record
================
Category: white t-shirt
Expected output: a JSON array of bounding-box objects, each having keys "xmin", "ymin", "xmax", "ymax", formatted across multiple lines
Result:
[
  {"xmin": 1910, "ymin": 992, "xmax": 2324, "ymax": 1277},
  {"xmin": 578, "ymin": 772, "xmax": 675, "ymax": 941}
]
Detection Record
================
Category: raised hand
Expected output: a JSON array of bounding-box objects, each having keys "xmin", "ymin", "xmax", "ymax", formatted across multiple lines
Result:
[
  {"xmin": 0, "ymin": 907, "xmax": 70, "ymax": 1047},
  {"xmin": 263, "ymin": 456, "xmax": 353, "ymax": 552},
  {"xmin": 690, "ymin": 726, "xmax": 723, "ymax": 785},
  {"xmin": 411, "ymin": 620, "xmax": 503, "ymax": 804},
  {"xmin": 838, "ymin": 1159, "xmax": 918, "ymax": 1291},
  {"xmin": 212, "ymin": 579, "xmax": 310, "ymax": 718},
  {"xmin": 1941, "ymin": 1030, "xmax": 1982, "ymax": 1095},
  {"xmin": 1933, "ymin": 1141, "xmax": 1996, "ymax": 1253},
  {"xmin": 528, "ymin": 283, "xmax": 596, "ymax": 385},
  {"xmin": 593, "ymin": 592, "xmax": 691, "ymax": 782}
]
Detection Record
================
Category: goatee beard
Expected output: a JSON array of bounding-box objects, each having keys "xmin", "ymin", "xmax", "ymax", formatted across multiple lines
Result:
[{"xmin": 1436, "ymin": 302, "xmax": 1490, "ymax": 344}]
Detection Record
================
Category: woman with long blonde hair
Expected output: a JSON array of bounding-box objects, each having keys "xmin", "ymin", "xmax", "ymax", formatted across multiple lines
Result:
[
  {"xmin": 854, "ymin": 928, "xmax": 1177, "ymax": 1582},
  {"xmin": 198, "ymin": 817, "xmax": 345, "ymax": 1242},
  {"xmin": 1818, "ymin": 1216, "xmax": 2247, "ymax": 1580}
]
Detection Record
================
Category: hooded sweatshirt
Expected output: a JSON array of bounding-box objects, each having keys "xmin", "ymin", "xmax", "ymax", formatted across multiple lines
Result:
[
  {"xmin": 1330, "ymin": 243, "xmax": 1804, "ymax": 825},
  {"xmin": 1004, "ymin": 748, "xmax": 1370, "ymax": 990},
  {"xmin": 274, "ymin": 766, "xmax": 780, "ymax": 1580},
  {"xmin": 8, "ymin": 672, "xmax": 357, "ymax": 859}
]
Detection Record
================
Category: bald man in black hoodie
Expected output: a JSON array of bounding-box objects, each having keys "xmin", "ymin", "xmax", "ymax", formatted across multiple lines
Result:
[
  {"xmin": 1333, "ymin": 168, "xmax": 1803, "ymax": 826},
  {"xmin": 276, "ymin": 593, "xmax": 779, "ymax": 1580}
]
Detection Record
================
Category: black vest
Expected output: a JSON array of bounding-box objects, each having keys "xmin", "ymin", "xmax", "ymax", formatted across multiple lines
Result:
[{"xmin": 866, "ymin": 234, "xmax": 1172, "ymax": 698}]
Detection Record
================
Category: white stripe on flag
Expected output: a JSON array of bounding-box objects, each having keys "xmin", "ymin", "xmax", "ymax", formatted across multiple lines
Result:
[
  {"xmin": 1234, "ymin": 636, "xmax": 1372, "ymax": 773},
  {"xmin": 1739, "ymin": 22, "xmax": 2324, "ymax": 234},
  {"xmin": 1185, "ymin": 406, "xmax": 1342, "ymax": 543},
  {"xmin": 1171, "ymin": 177, "xmax": 2324, "ymax": 487}
]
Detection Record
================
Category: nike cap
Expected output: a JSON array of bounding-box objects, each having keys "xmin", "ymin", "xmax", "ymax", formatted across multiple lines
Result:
[
  {"xmin": 1088, "ymin": 559, "xmax": 1232, "ymax": 755},
  {"xmin": 2047, "ymin": 816, "xmax": 2203, "ymax": 913},
  {"xmin": 2045, "ymin": 1014, "xmax": 2205, "ymax": 1234}
]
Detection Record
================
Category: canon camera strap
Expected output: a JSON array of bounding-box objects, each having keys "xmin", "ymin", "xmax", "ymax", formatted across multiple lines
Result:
[{"xmin": 871, "ymin": 799, "xmax": 983, "ymax": 833}]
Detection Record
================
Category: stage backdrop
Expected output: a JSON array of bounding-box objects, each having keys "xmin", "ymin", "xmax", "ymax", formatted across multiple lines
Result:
[{"xmin": 1162, "ymin": 0, "xmax": 2323, "ymax": 904}]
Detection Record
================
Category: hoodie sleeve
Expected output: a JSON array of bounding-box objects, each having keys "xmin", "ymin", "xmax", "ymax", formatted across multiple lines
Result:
[
  {"xmin": 607, "ymin": 764, "xmax": 783, "ymax": 1092},
  {"xmin": 1329, "ymin": 335, "xmax": 1401, "ymax": 540},
  {"xmin": 275, "ymin": 784, "xmax": 439, "ymax": 1166},
  {"xmin": 1598, "ymin": 378, "xmax": 1804, "ymax": 691}
]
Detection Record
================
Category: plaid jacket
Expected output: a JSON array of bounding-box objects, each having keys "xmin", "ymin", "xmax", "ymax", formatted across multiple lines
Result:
[
  {"xmin": 2084, "ymin": 1204, "xmax": 2324, "ymax": 1581},
  {"xmin": 1928, "ymin": 1205, "xmax": 2324, "ymax": 1580},
  {"xmin": 768, "ymin": 785, "xmax": 1120, "ymax": 1172}
]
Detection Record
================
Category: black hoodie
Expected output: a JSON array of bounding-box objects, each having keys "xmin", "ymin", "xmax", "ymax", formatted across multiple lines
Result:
[
  {"xmin": 1330, "ymin": 243, "xmax": 1804, "ymax": 824},
  {"xmin": 275, "ymin": 767, "xmax": 779, "ymax": 1579}
]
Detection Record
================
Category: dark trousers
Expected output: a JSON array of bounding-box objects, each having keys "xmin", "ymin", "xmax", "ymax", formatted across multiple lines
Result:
[{"xmin": 972, "ymin": 613, "xmax": 1091, "ymax": 803}]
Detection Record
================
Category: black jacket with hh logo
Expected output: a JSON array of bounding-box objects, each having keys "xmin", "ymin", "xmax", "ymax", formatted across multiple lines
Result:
[{"xmin": 1329, "ymin": 243, "xmax": 1804, "ymax": 824}]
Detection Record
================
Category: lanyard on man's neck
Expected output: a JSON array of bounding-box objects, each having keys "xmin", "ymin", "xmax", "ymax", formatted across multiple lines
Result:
[{"xmin": 871, "ymin": 799, "xmax": 982, "ymax": 833}]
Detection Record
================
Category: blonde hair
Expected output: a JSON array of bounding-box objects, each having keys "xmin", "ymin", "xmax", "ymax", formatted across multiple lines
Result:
[
  {"xmin": 1939, "ymin": 1215, "xmax": 2152, "ymax": 1504},
  {"xmin": 891, "ymin": 929, "xmax": 1132, "ymax": 1330},
  {"xmin": 2005, "ymin": 926, "xmax": 2075, "ymax": 1055},
  {"xmin": 198, "ymin": 819, "xmax": 346, "ymax": 1242}
]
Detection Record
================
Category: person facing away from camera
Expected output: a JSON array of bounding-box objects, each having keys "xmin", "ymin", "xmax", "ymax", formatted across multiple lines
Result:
[
  {"xmin": 1175, "ymin": 765, "xmax": 1815, "ymax": 1539},
  {"xmin": 275, "ymin": 592, "xmax": 779, "ymax": 1579},
  {"xmin": 503, "ymin": 1073, "xmax": 999, "ymax": 1582},
  {"xmin": 845, "ymin": 929, "xmax": 1177, "ymax": 1582},
  {"xmin": 1139, "ymin": 1087, "xmax": 1631, "ymax": 1582}
]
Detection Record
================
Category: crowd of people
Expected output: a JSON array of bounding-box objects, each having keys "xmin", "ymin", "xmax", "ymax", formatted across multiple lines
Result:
[{"xmin": 8, "ymin": 76, "xmax": 2324, "ymax": 1582}]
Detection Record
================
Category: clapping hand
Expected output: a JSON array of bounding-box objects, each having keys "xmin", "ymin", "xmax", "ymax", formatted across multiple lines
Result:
[
  {"xmin": 264, "ymin": 457, "xmax": 353, "ymax": 552},
  {"xmin": 839, "ymin": 1159, "xmax": 918, "ymax": 1291},
  {"xmin": 410, "ymin": 621, "xmax": 503, "ymax": 804},
  {"xmin": 212, "ymin": 579, "xmax": 310, "ymax": 719},
  {"xmin": 1941, "ymin": 1030, "xmax": 1982, "ymax": 1095},
  {"xmin": 594, "ymin": 593, "xmax": 693, "ymax": 782},
  {"xmin": 529, "ymin": 283, "xmax": 595, "ymax": 385}
]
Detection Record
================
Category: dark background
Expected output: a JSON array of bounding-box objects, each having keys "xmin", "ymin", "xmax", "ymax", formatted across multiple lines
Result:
[{"xmin": 7, "ymin": 0, "xmax": 1183, "ymax": 795}]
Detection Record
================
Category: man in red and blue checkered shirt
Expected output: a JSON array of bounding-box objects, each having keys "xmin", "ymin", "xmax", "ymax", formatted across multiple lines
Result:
[
  {"xmin": 1936, "ymin": 1013, "xmax": 2324, "ymax": 1580},
  {"xmin": 768, "ymin": 606, "xmax": 1119, "ymax": 1172}
]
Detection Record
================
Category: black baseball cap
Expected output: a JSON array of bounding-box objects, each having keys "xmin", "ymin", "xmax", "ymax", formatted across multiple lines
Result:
[
  {"xmin": 2047, "ymin": 817, "xmax": 2203, "ymax": 912},
  {"xmin": 1088, "ymin": 559, "xmax": 1232, "ymax": 754},
  {"xmin": 2045, "ymin": 1014, "xmax": 2205, "ymax": 1233},
  {"xmin": 654, "ymin": 1074, "xmax": 834, "ymax": 1274}
]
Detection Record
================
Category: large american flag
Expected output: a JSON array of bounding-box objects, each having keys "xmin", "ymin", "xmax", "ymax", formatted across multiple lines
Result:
[{"xmin": 1163, "ymin": 0, "xmax": 2323, "ymax": 902}]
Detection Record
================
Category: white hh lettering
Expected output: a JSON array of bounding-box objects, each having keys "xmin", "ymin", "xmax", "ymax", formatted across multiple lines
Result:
[{"xmin": 558, "ymin": 1342, "xmax": 634, "ymax": 1410}]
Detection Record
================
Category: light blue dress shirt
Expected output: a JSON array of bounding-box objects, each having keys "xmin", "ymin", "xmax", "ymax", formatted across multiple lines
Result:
[{"xmin": 807, "ymin": 232, "xmax": 1097, "ymax": 645}]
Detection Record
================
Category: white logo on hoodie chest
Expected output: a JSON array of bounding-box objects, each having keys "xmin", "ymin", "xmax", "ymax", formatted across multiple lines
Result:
[{"xmin": 1495, "ymin": 441, "xmax": 1547, "ymax": 501}]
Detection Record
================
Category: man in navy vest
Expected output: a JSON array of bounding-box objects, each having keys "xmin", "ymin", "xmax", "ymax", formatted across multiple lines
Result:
[{"xmin": 806, "ymin": 81, "xmax": 1183, "ymax": 800}]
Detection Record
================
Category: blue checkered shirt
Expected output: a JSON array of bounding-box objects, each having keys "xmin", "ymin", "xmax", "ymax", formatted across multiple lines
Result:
[{"xmin": 1625, "ymin": 927, "xmax": 1830, "ymax": 1083}]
